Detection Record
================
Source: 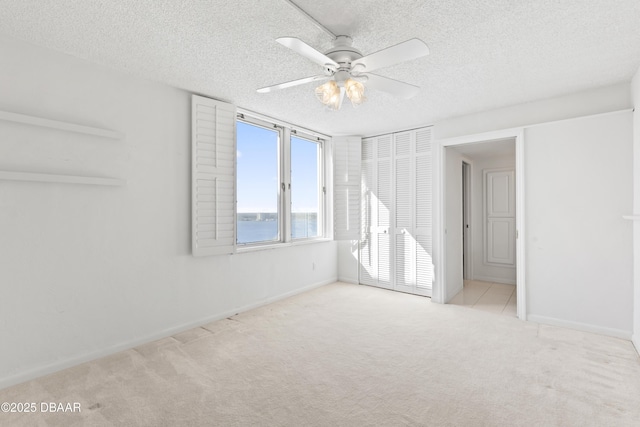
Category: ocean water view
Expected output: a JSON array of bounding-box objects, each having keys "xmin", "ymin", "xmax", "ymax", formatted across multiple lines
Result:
[{"xmin": 237, "ymin": 212, "xmax": 318, "ymax": 243}]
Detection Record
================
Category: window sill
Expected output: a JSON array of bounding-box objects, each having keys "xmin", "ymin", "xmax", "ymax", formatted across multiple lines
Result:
[{"xmin": 235, "ymin": 237, "xmax": 333, "ymax": 253}]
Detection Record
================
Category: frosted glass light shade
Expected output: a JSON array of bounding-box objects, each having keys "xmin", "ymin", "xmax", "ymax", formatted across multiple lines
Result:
[
  {"xmin": 345, "ymin": 78, "xmax": 365, "ymax": 107},
  {"xmin": 315, "ymin": 81, "xmax": 339, "ymax": 106}
]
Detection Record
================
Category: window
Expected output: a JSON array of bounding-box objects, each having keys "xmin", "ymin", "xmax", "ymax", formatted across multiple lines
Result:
[
  {"xmin": 236, "ymin": 115, "xmax": 325, "ymax": 247},
  {"xmin": 291, "ymin": 135, "xmax": 321, "ymax": 239},
  {"xmin": 236, "ymin": 120, "xmax": 281, "ymax": 244}
]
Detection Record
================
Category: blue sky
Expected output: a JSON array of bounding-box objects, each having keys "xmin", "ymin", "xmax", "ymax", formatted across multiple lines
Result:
[
  {"xmin": 291, "ymin": 135, "xmax": 319, "ymax": 213},
  {"xmin": 237, "ymin": 121, "xmax": 319, "ymax": 213}
]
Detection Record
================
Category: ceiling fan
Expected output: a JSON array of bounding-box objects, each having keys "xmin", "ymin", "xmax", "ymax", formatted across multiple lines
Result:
[{"xmin": 257, "ymin": 6, "xmax": 430, "ymax": 110}]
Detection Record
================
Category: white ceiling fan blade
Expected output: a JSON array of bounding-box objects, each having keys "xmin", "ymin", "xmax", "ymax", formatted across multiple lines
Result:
[
  {"xmin": 277, "ymin": 37, "xmax": 338, "ymax": 68},
  {"xmin": 257, "ymin": 75, "xmax": 328, "ymax": 93},
  {"xmin": 352, "ymin": 39, "xmax": 429, "ymax": 73},
  {"xmin": 365, "ymin": 73, "xmax": 421, "ymax": 99}
]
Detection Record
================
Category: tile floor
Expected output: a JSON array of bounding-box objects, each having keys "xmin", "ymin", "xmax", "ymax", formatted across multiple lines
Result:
[{"xmin": 449, "ymin": 280, "xmax": 517, "ymax": 317}]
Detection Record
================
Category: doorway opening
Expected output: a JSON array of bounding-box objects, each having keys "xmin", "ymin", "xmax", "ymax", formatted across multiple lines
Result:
[{"xmin": 436, "ymin": 131, "xmax": 525, "ymax": 320}]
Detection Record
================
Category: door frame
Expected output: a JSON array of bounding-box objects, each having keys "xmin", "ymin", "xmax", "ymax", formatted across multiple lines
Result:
[
  {"xmin": 433, "ymin": 127, "xmax": 526, "ymax": 320},
  {"xmin": 462, "ymin": 160, "xmax": 473, "ymax": 280}
]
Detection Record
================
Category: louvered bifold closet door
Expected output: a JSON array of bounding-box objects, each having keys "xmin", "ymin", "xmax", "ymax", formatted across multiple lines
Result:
[
  {"xmin": 192, "ymin": 95, "xmax": 236, "ymax": 256},
  {"xmin": 414, "ymin": 127, "xmax": 433, "ymax": 295},
  {"xmin": 376, "ymin": 135, "xmax": 393, "ymax": 289},
  {"xmin": 334, "ymin": 137, "xmax": 362, "ymax": 240},
  {"xmin": 394, "ymin": 131, "xmax": 415, "ymax": 293},
  {"xmin": 359, "ymin": 128, "xmax": 432, "ymax": 295},
  {"xmin": 359, "ymin": 137, "xmax": 377, "ymax": 286}
]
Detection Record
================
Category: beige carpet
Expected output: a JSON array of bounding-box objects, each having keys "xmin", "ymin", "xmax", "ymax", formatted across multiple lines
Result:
[{"xmin": 1, "ymin": 282, "xmax": 640, "ymax": 426}]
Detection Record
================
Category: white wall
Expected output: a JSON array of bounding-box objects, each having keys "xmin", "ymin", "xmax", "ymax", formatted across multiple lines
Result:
[
  {"xmin": 335, "ymin": 84, "xmax": 635, "ymax": 338},
  {"xmin": 632, "ymin": 66, "xmax": 640, "ymax": 353},
  {"xmin": 337, "ymin": 240, "xmax": 359, "ymax": 283},
  {"xmin": 0, "ymin": 36, "xmax": 337, "ymax": 389},
  {"xmin": 471, "ymin": 154, "xmax": 516, "ymax": 285},
  {"xmin": 436, "ymin": 83, "xmax": 631, "ymax": 140},
  {"xmin": 434, "ymin": 83, "xmax": 634, "ymax": 338},
  {"xmin": 524, "ymin": 112, "xmax": 633, "ymax": 336},
  {"xmin": 444, "ymin": 148, "xmax": 464, "ymax": 300}
]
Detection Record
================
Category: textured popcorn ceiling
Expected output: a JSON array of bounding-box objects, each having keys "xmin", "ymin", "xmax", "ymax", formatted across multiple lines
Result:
[{"xmin": 1, "ymin": 0, "xmax": 639, "ymax": 136}]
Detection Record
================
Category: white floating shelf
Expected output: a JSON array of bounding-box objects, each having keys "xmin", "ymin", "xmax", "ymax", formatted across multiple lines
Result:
[
  {"xmin": 623, "ymin": 215, "xmax": 640, "ymax": 221},
  {"xmin": 0, "ymin": 171, "xmax": 125, "ymax": 186},
  {"xmin": 0, "ymin": 110, "xmax": 124, "ymax": 139}
]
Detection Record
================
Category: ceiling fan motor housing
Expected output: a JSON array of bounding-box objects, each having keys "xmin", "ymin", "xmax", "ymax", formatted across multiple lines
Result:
[{"xmin": 324, "ymin": 35, "xmax": 363, "ymax": 77}]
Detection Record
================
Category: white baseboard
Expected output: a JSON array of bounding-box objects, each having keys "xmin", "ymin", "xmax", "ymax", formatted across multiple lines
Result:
[
  {"xmin": 472, "ymin": 275, "xmax": 516, "ymax": 285},
  {"xmin": 633, "ymin": 334, "xmax": 640, "ymax": 356},
  {"xmin": 337, "ymin": 276, "xmax": 358, "ymax": 285},
  {"xmin": 0, "ymin": 277, "xmax": 336, "ymax": 391},
  {"xmin": 528, "ymin": 314, "xmax": 632, "ymax": 340}
]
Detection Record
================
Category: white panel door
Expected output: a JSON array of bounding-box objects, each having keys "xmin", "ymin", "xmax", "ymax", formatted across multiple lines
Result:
[
  {"xmin": 484, "ymin": 168, "xmax": 515, "ymax": 267},
  {"xmin": 487, "ymin": 170, "xmax": 515, "ymax": 217},
  {"xmin": 487, "ymin": 218, "xmax": 515, "ymax": 264}
]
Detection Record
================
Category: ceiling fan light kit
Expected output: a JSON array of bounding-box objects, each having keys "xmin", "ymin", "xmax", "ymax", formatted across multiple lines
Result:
[
  {"xmin": 258, "ymin": 2, "xmax": 429, "ymax": 111},
  {"xmin": 315, "ymin": 77, "xmax": 366, "ymax": 110}
]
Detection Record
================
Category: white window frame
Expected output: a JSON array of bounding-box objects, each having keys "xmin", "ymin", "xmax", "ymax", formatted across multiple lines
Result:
[
  {"xmin": 236, "ymin": 115, "xmax": 283, "ymax": 247},
  {"xmin": 236, "ymin": 111, "xmax": 328, "ymax": 250},
  {"xmin": 290, "ymin": 129, "xmax": 325, "ymax": 242}
]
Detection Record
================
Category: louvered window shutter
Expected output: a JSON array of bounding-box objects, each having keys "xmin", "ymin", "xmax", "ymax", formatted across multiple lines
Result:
[
  {"xmin": 333, "ymin": 136, "xmax": 361, "ymax": 240},
  {"xmin": 192, "ymin": 95, "xmax": 236, "ymax": 256}
]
